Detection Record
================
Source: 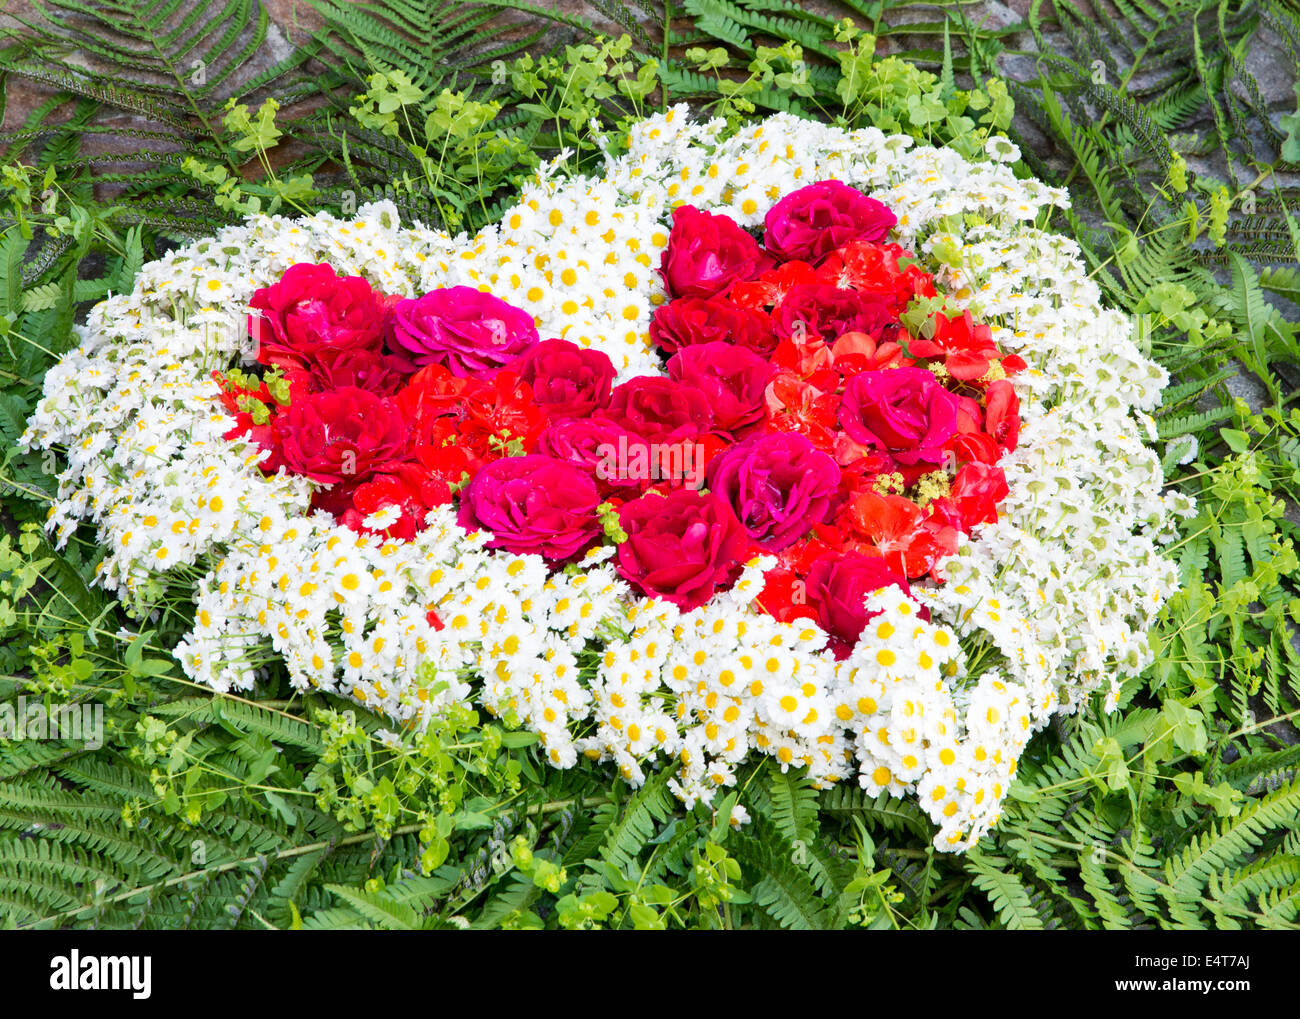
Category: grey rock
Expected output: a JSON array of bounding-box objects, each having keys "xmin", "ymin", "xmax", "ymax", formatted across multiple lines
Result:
[
  {"xmin": 1242, "ymin": 33, "xmax": 1298, "ymax": 111},
  {"xmin": 1224, "ymin": 363, "xmax": 1275, "ymax": 414}
]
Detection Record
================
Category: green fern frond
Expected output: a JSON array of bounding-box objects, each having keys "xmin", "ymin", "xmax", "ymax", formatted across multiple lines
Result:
[
  {"xmin": 1, "ymin": 0, "xmax": 309, "ymax": 148},
  {"xmin": 1164, "ymin": 779, "xmax": 1300, "ymax": 904},
  {"xmin": 820, "ymin": 785, "xmax": 933, "ymax": 842},
  {"xmin": 1156, "ymin": 403, "xmax": 1235, "ymax": 439},
  {"xmin": 966, "ymin": 848, "xmax": 1045, "ymax": 929},
  {"xmin": 763, "ymin": 768, "xmax": 819, "ymax": 847},
  {"xmin": 597, "ymin": 770, "xmax": 674, "ymax": 874}
]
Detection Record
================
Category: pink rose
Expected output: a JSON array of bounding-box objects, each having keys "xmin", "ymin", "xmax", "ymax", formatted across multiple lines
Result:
[
  {"xmin": 706, "ymin": 432, "xmax": 839, "ymax": 551},
  {"xmin": 249, "ymin": 263, "xmax": 386, "ymax": 370},
  {"xmin": 388, "ymin": 286, "xmax": 539, "ymax": 376},
  {"xmin": 838, "ymin": 367, "xmax": 960, "ymax": 466},
  {"xmin": 764, "ymin": 181, "xmax": 897, "ymax": 263},
  {"xmin": 659, "ymin": 205, "xmax": 764, "ymax": 299},
  {"xmin": 510, "ymin": 338, "xmax": 616, "ymax": 419},
  {"xmin": 615, "ymin": 489, "xmax": 751, "ymax": 611},
  {"xmin": 457, "ymin": 454, "xmax": 601, "ymax": 561}
]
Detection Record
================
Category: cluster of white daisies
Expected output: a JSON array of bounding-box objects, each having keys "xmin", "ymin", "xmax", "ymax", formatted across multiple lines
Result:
[{"xmin": 21, "ymin": 108, "xmax": 1191, "ymax": 851}]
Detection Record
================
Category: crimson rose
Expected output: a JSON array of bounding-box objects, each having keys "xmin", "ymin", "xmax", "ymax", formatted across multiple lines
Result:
[
  {"xmin": 838, "ymin": 367, "xmax": 961, "ymax": 466},
  {"xmin": 287, "ymin": 347, "xmax": 410, "ymax": 397},
  {"xmin": 457, "ymin": 454, "xmax": 601, "ymax": 561},
  {"xmin": 666, "ymin": 342, "xmax": 774, "ymax": 435},
  {"xmin": 615, "ymin": 489, "xmax": 750, "ymax": 611},
  {"xmin": 248, "ymin": 263, "xmax": 386, "ymax": 370},
  {"xmin": 598, "ymin": 376, "xmax": 713, "ymax": 446},
  {"xmin": 278, "ymin": 386, "xmax": 409, "ymax": 484},
  {"xmin": 806, "ymin": 552, "xmax": 911, "ymax": 652},
  {"xmin": 510, "ymin": 338, "xmax": 616, "ymax": 419},
  {"xmin": 649, "ymin": 297, "xmax": 777, "ymax": 358},
  {"xmin": 659, "ymin": 205, "xmax": 764, "ymax": 299}
]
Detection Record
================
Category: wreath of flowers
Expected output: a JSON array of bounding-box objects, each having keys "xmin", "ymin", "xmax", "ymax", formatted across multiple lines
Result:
[{"xmin": 23, "ymin": 109, "xmax": 1191, "ymax": 851}]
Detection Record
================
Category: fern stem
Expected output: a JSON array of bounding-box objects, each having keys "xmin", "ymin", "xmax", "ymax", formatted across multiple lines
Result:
[
  {"xmin": 30, "ymin": 823, "xmax": 423, "ymax": 927},
  {"xmin": 33, "ymin": 794, "xmax": 595, "ymax": 928},
  {"xmin": 1222, "ymin": 705, "xmax": 1300, "ymax": 741}
]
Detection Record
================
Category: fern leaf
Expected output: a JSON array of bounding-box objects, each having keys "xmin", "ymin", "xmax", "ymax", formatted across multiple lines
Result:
[{"xmin": 966, "ymin": 849, "xmax": 1045, "ymax": 929}]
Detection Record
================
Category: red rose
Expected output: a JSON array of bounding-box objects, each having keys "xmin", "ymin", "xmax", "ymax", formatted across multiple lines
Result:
[
  {"xmin": 838, "ymin": 367, "xmax": 961, "ymax": 466},
  {"xmin": 457, "ymin": 454, "xmax": 601, "ymax": 561},
  {"xmin": 649, "ymin": 297, "xmax": 777, "ymax": 358},
  {"xmin": 946, "ymin": 462, "xmax": 1009, "ymax": 528},
  {"xmin": 248, "ymin": 263, "xmax": 386, "ymax": 370},
  {"xmin": 659, "ymin": 205, "xmax": 764, "ymax": 299},
  {"xmin": 773, "ymin": 284, "xmax": 895, "ymax": 344},
  {"xmin": 666, "ymin": 341, "xmax": 774, "ymax": 435},
  {"xmin": 948, "ymin": 430, "xmax": 1001, "ymax": 466},
  {"xmin": 279, "ymin": 386, "xmax": 410, "ymax": 485},
  {"xmin": 615, "ymin": 489, "xmax": 751, "ymax": 611},
  {"xmin": 806, "ymin": 551, "xmax": 911, "ymax": 654},
  {"xmin": 598, "ymin": 376, "xmax": 713, "ymax": 446},
  {"xmin": 510, "ymin": 338, "xmax": 616, "ymax": 419},
  {"xmin": 414, "ymin": 440, "xmax": 481, "ymax": 495},
  {"xmin": 764, "ymin": 181, "xmax": 897, "ymax": 263}
]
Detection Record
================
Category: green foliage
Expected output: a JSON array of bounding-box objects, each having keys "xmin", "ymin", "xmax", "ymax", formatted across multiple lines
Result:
[
  {"xmin": 1013, "ymin": 0, "xmax": 1300, "ymax": 280},
  {"xmin": 0, "ymin": 0, "xmax": 318, "ymax": 242},
  {"xmin": 660, "ymin": 3, "xmax": 1015, "ymax": 157},
  {"xmin": 295, "ymin": 3, "xmax": 660, "ymax": 229}
]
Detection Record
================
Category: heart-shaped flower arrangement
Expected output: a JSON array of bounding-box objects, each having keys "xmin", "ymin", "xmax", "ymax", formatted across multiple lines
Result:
[
  {"xmin": 218, "ymin": 178, "xmax": 1025, "ymax": 651},
  {"xmin": 23, "ymin": 109, "xmax": 1190, "ymax": 850}
]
